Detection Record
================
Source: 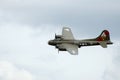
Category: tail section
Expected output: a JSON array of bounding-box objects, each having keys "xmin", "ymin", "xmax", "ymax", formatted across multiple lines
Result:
[
  {"xmin": 96, "ymin": 30, "xmax": 110, "ymax": 41},
  {"xmin": 96, "ymin": 30, "xmax": 111, "ymax": 48}
]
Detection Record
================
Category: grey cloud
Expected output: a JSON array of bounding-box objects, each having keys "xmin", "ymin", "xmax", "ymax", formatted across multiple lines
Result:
[
  {"xmin": 0, "ymin": 0, "xmax": 120, "ymax": 80},
  {"xmin": 0, "ymin": 25, "xmax": 116, "ymax": 80},
  {"xmin": 0, "ymin": 0, "xmax": 120, "ymax": 26},
  {"xmin": 0, "ymin": 0, "xmax": 119, "ymax": 40}
]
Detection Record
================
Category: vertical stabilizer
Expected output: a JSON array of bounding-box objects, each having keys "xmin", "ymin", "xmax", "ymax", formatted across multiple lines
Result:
[{"xmin": 96, "ymin": 30, "xmax": 110, "ymax": 41}]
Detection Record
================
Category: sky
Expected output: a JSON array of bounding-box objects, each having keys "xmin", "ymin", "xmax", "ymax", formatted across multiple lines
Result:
[{"xmin": 0, "ymin": 0, "xmax": 120, "ymax": 80}]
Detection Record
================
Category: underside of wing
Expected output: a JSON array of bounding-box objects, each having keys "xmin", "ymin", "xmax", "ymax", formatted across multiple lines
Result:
[
  {"xmin": 62, "ymin": 44, "xmax": 78, "ymax": 55},
  {"xmin": 62, "ymin": 27, "xmax": 74, "ymax": 40}
]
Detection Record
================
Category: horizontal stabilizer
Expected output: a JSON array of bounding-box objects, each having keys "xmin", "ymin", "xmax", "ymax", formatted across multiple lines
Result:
[{"xmin": 99, "ymin": 42, "xmax": 107, "ymax": 48}]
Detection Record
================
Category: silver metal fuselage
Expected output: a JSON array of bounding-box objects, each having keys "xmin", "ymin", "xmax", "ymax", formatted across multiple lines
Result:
[{"xmin": 48, "ymin": 39, "xmax": 113, "ymax": 47}]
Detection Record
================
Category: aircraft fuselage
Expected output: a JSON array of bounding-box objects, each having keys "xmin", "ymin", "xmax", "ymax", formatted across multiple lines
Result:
[{"xmin": 48, "ymin": 39, "xmax": 113, "ymax": 48}]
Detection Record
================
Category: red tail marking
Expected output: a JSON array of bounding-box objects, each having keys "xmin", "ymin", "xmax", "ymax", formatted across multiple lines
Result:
[
  {"xmin": 97, "ymin": 30, "xmax": 109, "ymax": 41},
  {"xmin": 104, "ymin": 30, "xmax": 109, "ymax": 35},
  {"xmin": 97, "ymin": 37, "xmax": 103, "ymax": 41}
]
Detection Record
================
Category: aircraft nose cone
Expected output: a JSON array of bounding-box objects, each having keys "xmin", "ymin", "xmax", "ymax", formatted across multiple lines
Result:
[
  {"xmin": 48, "ymin": 41, "xmax": 50, "ymax": 45},
  {"xmin": 48, "ymin": 40, "xmax": 55, "ymax": 46},
  {"xmin": 48, "ymin": 40, "xmax": 52, "ymax": 45}
]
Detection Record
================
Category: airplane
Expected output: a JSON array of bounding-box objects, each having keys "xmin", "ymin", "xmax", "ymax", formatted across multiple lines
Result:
[{"xmin": 48, "ymin": 27, "xmax": 113, "ymax": 55}]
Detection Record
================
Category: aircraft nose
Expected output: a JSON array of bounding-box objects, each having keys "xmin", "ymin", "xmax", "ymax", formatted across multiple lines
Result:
[{"xmin": 48, "ymin": 40, "xmax": 52, "ymax": 45}]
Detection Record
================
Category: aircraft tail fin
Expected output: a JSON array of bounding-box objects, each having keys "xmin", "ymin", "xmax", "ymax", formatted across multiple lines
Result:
[
  {"xmin": 96, "ymin": 30, "xmax": 111, "ymax": 48},
  {"xmin": 96, "ymin": 30, "xmax": 110, "ymax": 41}
]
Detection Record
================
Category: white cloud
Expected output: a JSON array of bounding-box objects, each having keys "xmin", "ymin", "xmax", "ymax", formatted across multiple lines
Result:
[
  {"xmin": 0, "ymin": 2, "xmax": 119, "ymax": 77},
  {"xmin": 0, "ymin": 61, "xmax": 34, "ymax": 80},
  {"xmin": 102, "ymin": 45, "xmax": 120, "ymax": 80},
  {"xmin": 0, "ymin": 24, "xmax": 119, "ymax": 80}
]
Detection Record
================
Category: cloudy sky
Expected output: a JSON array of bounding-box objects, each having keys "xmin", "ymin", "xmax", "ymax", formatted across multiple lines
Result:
[{"xmin": 0, "ymin": 0, "xmax": 120, "ymax": 80}]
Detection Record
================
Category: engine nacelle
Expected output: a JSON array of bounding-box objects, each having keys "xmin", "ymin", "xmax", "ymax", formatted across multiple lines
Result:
[
  {"xmin": 59, "ymin": 48, "xmax": 66, "ymax": 51},
  {"xmin": 56, "ymin": 45, "xmax": 66, "ymax": 51},
  {"xmin": 55, "ymin": 35, "xmax": 62, "ymax": 39}
]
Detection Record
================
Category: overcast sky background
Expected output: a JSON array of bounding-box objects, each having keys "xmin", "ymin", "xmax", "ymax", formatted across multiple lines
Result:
[{"xmin": 0, "ymin": 0, "xmax": 120, "ymax": 80}]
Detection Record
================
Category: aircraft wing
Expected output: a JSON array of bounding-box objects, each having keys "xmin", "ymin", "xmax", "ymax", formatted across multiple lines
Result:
[
  {"xmin": 62, "ymin": 27, "xmax": 74, "ymax": 40},
  {"xmin": 63, "ymin": 44, "xmax": 78, "ymax": 55}
]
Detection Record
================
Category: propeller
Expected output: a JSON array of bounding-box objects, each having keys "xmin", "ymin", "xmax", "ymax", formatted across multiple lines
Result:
[
  {"xmin": 55, "ymin": 45, "xmax": 59, "ymax": 54},
  {"xmin": 55, "ymin": 45, "xmax": 58, "ymax": 51},
  {"xmin": 55, "ymin": 33, "xmax": 57, "ymax": 39},
  {"xmin": 55, "ymin": 47, "xmax": 59, "ymax": 54},
  {"xmin": 58, "ymin": 49, "xmax": 59, "ymax": 54}
]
